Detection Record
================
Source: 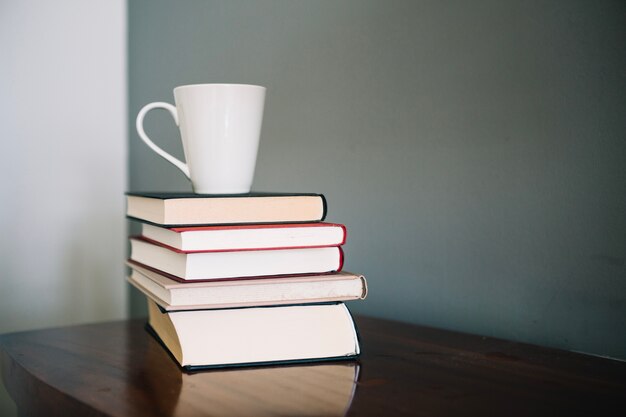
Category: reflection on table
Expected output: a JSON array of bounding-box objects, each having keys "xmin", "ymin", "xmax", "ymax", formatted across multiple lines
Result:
[{"xmin": 133, "ymin": 333, "xmax": 359, "ymax": 417}]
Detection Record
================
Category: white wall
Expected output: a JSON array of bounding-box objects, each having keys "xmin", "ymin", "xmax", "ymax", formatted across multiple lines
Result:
[{"xmin": 0, "ymin": 1, "xmax": 127, "ymax": 415}]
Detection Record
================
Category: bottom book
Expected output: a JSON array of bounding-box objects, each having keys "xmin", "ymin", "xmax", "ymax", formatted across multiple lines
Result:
[{"xmin": 146, "ymin": 299, "xmax": 361, "ymax": 370}]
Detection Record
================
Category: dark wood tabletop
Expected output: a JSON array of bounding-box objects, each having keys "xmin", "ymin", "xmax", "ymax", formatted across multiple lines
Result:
[{"xmin": 1, "ymin": 315, "xmax": 625, "ymax": 417}]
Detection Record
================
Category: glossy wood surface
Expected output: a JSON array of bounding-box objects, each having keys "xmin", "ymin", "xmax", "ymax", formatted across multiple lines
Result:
[{"xmin": 1, "ymin": 316, "xmax": 625, "ymax": 417}]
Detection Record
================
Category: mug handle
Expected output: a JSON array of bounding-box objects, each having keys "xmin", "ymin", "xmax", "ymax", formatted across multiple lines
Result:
[{"xmin": 135, "ymin": 102, "xmax": 191, "ymax": 178}]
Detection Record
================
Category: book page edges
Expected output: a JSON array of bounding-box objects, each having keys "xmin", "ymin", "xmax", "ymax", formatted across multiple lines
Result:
[
  {"xmin": 128, "ymin": 261, "xmax": 361, "ymax": 288},
  {"xmin": 147, "ymin": 300, "xmax": 183, "ymax": 365},
  {"xmin": 167, "ymin": 196, "xmax": 324, "ymax": 224},
  {"xmin": 127, "ymin": 196, "xmax": 164, "ymax": 224},
  {"xmin": 128, "ymin": 275, "xmax": 365, "ymax": 311},
  {"xmin": 340, "ymin": 303, "xmax": 361, "ymax": 356}
]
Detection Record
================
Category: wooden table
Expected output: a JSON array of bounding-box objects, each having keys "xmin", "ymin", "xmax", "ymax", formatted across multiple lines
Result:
[{"xmin": 1, "ymin": 316, "xmax": 625, "ymax": 416}]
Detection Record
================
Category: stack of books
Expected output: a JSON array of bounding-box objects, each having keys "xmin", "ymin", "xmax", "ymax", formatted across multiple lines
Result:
[{"xmin": 125, "ymin": 192, "xmax": 367, "ymax": 370}]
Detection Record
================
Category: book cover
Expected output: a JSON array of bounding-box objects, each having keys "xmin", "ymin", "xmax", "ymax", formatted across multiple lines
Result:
[
  {"xmin": 146, "ymin": 299, "xmax": 362, "ymax": 370},
  {"xmin": 137, "ymin": 222, "xmax": 347, "ymax": 252},
  {"xmin": 126, "ymin": 191, "xmax": 327, "ymax": 226},
  {"xmin": 129, "ymin": 238, "xmax": 344, "ymax": 281},
  {"xmin": 127, "ymin": 262, "xmax": 367, "ymax": 310}
]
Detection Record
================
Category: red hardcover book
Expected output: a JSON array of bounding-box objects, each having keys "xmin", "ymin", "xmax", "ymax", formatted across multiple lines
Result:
[
  {"xmin": 129, "ymin": 237, "xmax": 344, "ymax": 281},
  {"xmin": 139, "ymin": 222, "xmax": 347, "ymax": 252}
]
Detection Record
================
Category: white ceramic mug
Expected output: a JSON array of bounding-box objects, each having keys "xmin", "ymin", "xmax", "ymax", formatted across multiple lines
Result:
[{"xmin": 136, "ymin": 83, "xmax": 266, "ymax": 194}]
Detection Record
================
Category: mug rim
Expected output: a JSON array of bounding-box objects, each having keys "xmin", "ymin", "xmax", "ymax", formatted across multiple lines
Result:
[{"xmin": 174, "ymin": 83, "xmax": 266, "ymax": 92}]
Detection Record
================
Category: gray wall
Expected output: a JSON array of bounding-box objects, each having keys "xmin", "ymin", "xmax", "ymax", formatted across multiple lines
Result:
[{"xmin": 129, "ymin": 0, "xmax": 626, "ymax": 359}]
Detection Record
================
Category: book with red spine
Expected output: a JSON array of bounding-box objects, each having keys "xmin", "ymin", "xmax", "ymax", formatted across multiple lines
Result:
[
  {"xmin": 129, "ymin": 237, "xmax": 344, "ymax": 281},
  {"xmin": 138, "ymin": 222, "xmax": 346, "ymax": 252}
]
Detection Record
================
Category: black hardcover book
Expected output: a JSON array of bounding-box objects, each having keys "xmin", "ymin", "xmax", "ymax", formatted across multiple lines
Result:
[{"xmin": 126, "ymin": 192, "xmax": 327, "ymax": 226}]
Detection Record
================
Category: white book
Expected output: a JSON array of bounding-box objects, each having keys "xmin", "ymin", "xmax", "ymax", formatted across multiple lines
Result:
[
  {"xmin": 127, "ymin": 262, "xmax": 367, "ymax": 310},
  {"xmin": 146, "ymin": 299, "xmax": 361, "ymax": 369},
  {"xmin": 140, "ymin": 222, "xmax": 346, "ymax": 252},
  {"xmin": 129, "ymin": 237, "xmax": 343, "ymax": 280}
]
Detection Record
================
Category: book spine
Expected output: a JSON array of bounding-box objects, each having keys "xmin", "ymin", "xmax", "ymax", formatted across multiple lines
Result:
[
  {"xmin": 181, "ymin": 355, "xmax": 360, "ymax": 372},
  {"xmin": 339, "ymin": 223, "xmax": 347, "ymax": 245},
  {"xmin": 320, "ymin": 194, "xmax": 328, "ymax": 221},
  {"xmin": 337, "ymin": 247, "xmax": 345, "ymax": 272},
  {"xmin": 153, "ymin": 301, "xmax": 344, "ymax": 314}
]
